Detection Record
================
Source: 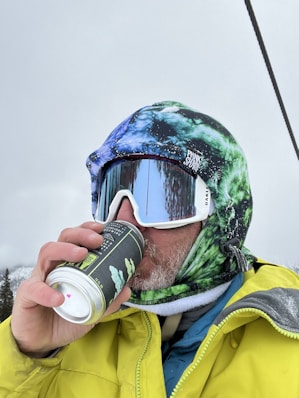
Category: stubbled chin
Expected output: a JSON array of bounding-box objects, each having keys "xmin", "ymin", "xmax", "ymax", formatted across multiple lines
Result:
[
  {"xmin": 126, "ymin": 258, "xmax": 153, "ymax": 289},
  {"xmin": 126, "ymin": 257, "xmax": 177, "ymax": 291}
]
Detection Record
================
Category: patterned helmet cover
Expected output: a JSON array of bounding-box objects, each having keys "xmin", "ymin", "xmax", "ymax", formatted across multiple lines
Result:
[{"xmin": 86, "ymin": 101, "xmax": 255, "ymax": 305}]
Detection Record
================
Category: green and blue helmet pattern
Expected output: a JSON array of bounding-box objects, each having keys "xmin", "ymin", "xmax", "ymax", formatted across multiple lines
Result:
[{"xmin": 86, "ymin": 101, "xmax": 255, "ymax": 305}]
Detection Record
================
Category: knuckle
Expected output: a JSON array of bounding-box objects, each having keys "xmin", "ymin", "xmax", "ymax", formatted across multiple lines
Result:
[
  {"xmin": 38, "ymin": 241, "xmax": 56, "ymax": 256},
  {"xmin": 58, "ymin": 227, "xmax": 73, "ymax": 242}
]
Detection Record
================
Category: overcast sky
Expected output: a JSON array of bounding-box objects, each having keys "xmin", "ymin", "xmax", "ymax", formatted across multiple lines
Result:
[{"xmin": 0, "ymin": 1, "xmax": 298, "ymax": 270}]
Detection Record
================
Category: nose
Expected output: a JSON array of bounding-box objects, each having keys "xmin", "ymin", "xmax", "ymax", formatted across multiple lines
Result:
[{"xmin": 116, "ymin": 198, "xmax": 146, "ymax": 232}]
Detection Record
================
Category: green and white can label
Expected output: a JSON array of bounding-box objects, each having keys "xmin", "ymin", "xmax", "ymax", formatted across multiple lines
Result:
[{"xmin": 46, "ymin": 221, "xmax": 144, "ymax": 324}]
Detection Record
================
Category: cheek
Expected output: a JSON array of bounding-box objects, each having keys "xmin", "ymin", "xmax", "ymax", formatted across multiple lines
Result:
[
  {"xmin": 186, "ymin": 222, "xmax": 202, "ymax": 243},
  {"xmin": 169, "ymin": 223, "xmax": 202, "ymax": 243}
]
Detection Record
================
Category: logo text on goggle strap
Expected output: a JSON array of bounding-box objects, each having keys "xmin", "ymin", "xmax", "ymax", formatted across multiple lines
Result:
[{"xmin": 183, "ymin": 150, "xmax": 202, "ymax": 173}]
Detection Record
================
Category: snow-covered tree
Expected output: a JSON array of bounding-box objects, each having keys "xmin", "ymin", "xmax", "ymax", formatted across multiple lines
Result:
[{"xmin": 0, "ymin": 268, "xmax": 14, "ymax": 322}]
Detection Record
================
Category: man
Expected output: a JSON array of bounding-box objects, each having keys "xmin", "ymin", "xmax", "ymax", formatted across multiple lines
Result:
[{"xmin": 1, "ymin": 101, "xmax": 299, "ymax": 397}]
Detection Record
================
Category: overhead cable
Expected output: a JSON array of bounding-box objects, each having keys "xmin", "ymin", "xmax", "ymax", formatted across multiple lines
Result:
[{"xmin": 244, "ymin": 0, "xmax": 299, "ymax": 161}]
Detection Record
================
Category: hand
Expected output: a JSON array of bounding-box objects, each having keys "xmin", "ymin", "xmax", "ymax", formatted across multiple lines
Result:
[{"xmin": 11, "ymin": 222, "xmax": 131, "ymax": 357}]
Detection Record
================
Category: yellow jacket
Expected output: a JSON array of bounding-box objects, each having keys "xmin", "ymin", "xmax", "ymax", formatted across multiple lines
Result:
[{"xmin": 1, "ymin": 264, "xmax": 299, "ymax": 397}]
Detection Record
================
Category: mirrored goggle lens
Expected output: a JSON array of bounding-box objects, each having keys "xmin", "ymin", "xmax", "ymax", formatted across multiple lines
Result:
[{"xmin": 96, "ymin": 158, "xmax": 210, "ymax": 227}]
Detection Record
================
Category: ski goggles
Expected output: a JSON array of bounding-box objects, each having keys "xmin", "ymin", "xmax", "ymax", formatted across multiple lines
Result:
[{"xmin": 95, "ymin": 158, "xmax": 212, "ymax": 229}]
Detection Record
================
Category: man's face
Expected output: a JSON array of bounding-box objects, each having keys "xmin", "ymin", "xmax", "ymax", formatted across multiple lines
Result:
[{"xmin": 116, "ymin": 198, "xmax": 202, "ymax": 291}]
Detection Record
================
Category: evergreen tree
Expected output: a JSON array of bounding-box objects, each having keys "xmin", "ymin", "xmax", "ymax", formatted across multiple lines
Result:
[{"xmin": 0, "ymin": 268, "xmax": 14, "ymax": 322}]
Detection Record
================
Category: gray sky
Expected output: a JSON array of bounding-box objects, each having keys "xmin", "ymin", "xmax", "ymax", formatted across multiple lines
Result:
[{"xmin": 0, "ymin": 1, "xmax": 298, "ymax": 270}]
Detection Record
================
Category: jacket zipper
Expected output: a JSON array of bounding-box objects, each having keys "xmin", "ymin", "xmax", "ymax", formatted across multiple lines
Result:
[
  {"xmin": 170, "ymin": 307, "xmax": 299, "ymax": 398},
  {"xmin": 135, "ymin": 311, "xmax": 153, "ymax": 398}
]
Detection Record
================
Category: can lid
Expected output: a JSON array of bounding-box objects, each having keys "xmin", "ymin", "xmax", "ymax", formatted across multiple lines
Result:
[{"xmin": 46, "ymin": 267, "xmax": 105, "ymax": 324}]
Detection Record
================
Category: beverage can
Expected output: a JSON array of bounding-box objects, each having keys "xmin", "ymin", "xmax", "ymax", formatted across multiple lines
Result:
[{"xmin": 46, "ymin": 221, "xmax": 144, "ymax": 324}]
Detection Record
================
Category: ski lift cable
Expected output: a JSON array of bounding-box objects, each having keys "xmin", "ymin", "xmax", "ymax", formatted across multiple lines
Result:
[{"xmin": 244, "ymin": 0, "xmax": 299, "ymax": 161}]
